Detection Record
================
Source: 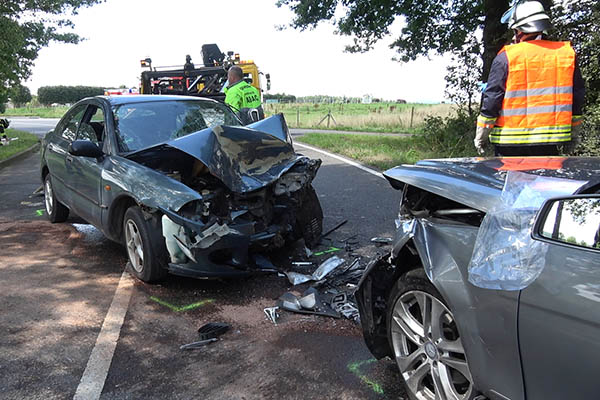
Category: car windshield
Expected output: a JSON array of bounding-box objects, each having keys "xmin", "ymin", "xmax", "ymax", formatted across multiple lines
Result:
[{"xmin": 113, "ymin": 100, "xmax": 241, "ymax": 152}]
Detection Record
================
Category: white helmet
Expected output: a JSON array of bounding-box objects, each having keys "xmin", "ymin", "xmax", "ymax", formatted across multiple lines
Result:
[{"xmin": 502, "ymin": 1, "xmax": 552, "ymax": 33}]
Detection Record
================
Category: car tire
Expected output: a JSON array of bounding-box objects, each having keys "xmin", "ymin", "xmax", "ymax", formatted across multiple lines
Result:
[
  {"xmin": 123, "ymin": 206, "xmax": 168, "ymax": 283},
  {"xmin": 44, "ymin": 174, "xmax": 69, "ymax": 223},
  {"xmin": 294, "ymin": 185, "xmax": 323, "ymax": 248},
  {"xmin": 387, "ymin": 268, "xmax": 478, "ymax": 400}
]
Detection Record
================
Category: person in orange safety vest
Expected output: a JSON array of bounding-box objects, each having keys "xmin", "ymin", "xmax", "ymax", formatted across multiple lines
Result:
[{"xmin": 474, "ymin": 1, "xmax": 585, "ymax": 157}]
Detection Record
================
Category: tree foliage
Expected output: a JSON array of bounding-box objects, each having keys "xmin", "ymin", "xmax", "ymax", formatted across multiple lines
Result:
[
  {"xmin": 37, "ymin": 85, "xmax": 104, "ymax": 105},
  {"xmin": 9, "ymin": 84, "xmax": 32, "ymax": 107},
  {"xmin": 0, "ymin": 0, "xmax": 103, "ymax": 95},
  {"xmin": 278, "ymin": 0, "xmax": 555, "ymax": 81},
  {"xmin": 552, "ymin": 0, "xmax": 600, "ymax": 106}
]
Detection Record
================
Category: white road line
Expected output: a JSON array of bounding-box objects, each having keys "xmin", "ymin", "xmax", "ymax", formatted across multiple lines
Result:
[
  {"xmin": 73, "ymin": 271, "xmax": 134, "ymax": 400},
  {"xmin": 294, "ymin": 142, "xmax": 386, "ymax": 180}
]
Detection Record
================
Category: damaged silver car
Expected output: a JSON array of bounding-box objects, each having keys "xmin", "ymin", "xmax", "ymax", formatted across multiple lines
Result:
[
  {"xmin": 356, "ymin": 157, "xmax": 600, "ymax": 400},
  {"xmin": 40, "ymin": 95, "xmax": 323, "ymax": 281}
]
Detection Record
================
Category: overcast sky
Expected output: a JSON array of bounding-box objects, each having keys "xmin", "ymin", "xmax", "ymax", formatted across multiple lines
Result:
[{"xmin": 26, "ymin": 0, "xmax": 450, "ymax": 102}]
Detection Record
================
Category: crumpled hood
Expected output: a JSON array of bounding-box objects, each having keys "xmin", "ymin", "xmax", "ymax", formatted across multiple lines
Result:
[
  {"xmin": 125, "ymin": 116, "xmax": 305, "ymax": 193},
  {"xmin": 383, "ymin": 157, "xmax": 600, "ymax": 213}
]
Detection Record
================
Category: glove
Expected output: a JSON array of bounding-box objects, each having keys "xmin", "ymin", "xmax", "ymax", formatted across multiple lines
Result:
[{"xmin": 474, "ymin": 125, "xmax": 492, "ymax": 155}]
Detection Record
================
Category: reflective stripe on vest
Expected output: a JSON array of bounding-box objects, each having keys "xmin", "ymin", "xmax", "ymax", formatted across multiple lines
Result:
[{"xmin": 490, "ymin": 40, "xmax": 575, "ymax": 145}]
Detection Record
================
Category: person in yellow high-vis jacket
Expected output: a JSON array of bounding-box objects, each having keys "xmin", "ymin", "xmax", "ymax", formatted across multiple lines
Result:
[
  {"xmin": 224, "ymin": 66, "xmax": 264, "ymax": 125},
  {"xmin": 475, "ymin": 1, "xmax": 585, "ymax": 156}
]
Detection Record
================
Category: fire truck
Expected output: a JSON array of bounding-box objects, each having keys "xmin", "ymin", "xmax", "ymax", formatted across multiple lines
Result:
[{"xmin": 139, "ymin": 44, "xmax": 270, "ymax": 102}]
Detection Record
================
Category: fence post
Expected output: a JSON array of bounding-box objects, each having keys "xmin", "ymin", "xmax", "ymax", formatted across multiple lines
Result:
[
  {"xmin": 410, "ymin": 107, "xmax": 415, "ymax": 128},
  {"xmin": 297, "ymin": 107, "xmax": 300, "ymax": 127}
]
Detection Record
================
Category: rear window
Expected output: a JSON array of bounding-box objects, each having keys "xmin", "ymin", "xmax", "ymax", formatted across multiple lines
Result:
[{"xmin": 113, "ymin": 100, "xmax": 240, "ymax": 152}]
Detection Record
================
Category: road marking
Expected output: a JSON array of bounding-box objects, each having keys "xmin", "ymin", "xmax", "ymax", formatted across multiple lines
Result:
[
  {"xmin": 73, "ymin": 271, "xmax": 133, "ymax": 400},
  {"xmin": 294, "ymin": 142, "xmax": 386, "ymax": 180},
  {"xmin": 149, "ymin": 296, "xmax": 215, "ymax": 312},
  {"xmin": 347, "ymin": 359, "xmax": 385, "ymax": 395}
]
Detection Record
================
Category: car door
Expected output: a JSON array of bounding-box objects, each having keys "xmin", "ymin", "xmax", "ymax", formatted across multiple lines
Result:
[
  {"xmin": 518, "ymin": 196, "xmax": 600, "ymax": 399},
  {"xmin": 65, "ymin": 103, "xmax": 108, "ymax": 227},
  {"xmin": 45, "ymin": 104, "xmax": 88, "ymax": 208}
]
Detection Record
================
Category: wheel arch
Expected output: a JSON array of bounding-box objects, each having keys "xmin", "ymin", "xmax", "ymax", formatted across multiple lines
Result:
[{"xmin": 107, "ymin": 195, "xmax": 138, "ymax": 243}]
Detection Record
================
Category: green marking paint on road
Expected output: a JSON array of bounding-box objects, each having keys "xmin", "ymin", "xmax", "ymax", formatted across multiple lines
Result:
[
  {"xmin": 149, "ymin": 296, "xmax": 215, "ymax": 312},
  {"xmin": 35, "ymin": 209, "xmax": 45, "ymax": 216},
  {"xmin": 313, "ymin": 246, "xmax": 342, "ymax": 256},
  {"xmin": 347, "ymin": 358, "xmax": 384, "ymax": 395}
]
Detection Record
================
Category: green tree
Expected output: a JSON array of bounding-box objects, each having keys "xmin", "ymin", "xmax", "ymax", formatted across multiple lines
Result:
[
  {"xmin": 0, "ymin": 0, "xmax": 103, "ymax": 98},
  {"xmin": 278, "ymin": 1, "xmax": 546, "ymax": 82},
  {"xmin": 9, "ymin": 84, "xmax": 32, "ymax": 107}
]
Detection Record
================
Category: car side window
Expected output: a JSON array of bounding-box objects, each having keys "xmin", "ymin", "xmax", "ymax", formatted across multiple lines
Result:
[
  {"xmin": 77, "ymin": 105, "xmax": 105, "ymax": 144},
  {"xmin": 60, "ymin": 105, "xmax": 87, "ymax": 141}
]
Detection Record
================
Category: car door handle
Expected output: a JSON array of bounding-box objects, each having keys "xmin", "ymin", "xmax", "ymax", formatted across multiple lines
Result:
[{"xmin": 66, "ymin": 155, "xmax": 73, "ymax": 163}]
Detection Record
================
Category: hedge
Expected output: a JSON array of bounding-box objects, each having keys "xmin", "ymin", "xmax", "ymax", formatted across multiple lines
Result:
[{"xmin": 37, "ymin": 86, "xmax": 105, "ymax": 105}]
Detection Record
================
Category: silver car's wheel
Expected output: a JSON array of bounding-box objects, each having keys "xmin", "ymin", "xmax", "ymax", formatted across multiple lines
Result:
[
  {"xmin": 390, "ymin": 287, "xmax": 474, "ymax": 400},
  {"xmin": 125, "ymin": 219, "xmax": 144, "ymax": 273}
]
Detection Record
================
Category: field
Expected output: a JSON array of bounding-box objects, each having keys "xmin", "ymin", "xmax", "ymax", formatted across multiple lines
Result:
[
  {"xmin": 265, "ymin": 102, "xmax": 455, "ymax": 133},
  {"xmin": 0, "ymin": 129, "xmax": 40, "ymax": 162}
]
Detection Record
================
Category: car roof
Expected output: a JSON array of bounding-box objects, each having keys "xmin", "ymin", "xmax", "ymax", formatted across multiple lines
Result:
[{"xmin": 96, "ymin": 95, "xmax": 222, "ymax": 106}]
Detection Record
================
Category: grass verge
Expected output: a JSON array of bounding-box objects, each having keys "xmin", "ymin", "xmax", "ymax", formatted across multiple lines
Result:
[
  {"xmin": 1, "ymin": 106, "xmax": 68, "ymax": 118},
  {"xmin": 296, "ymin": 133, "xmax": 435, "ymax": 170},
  {"xmin": 0, "ymin": 129, "xmax": 40, "ymax": 162}
]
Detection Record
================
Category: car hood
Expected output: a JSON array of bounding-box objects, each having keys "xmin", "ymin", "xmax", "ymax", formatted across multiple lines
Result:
[
  {"xmin": 125, "ymin": 115, "xmax": 303, "ymax": 193},
  {"xmin": 384, "ymin": 157, "xmax": 600, "ymax": 212}
]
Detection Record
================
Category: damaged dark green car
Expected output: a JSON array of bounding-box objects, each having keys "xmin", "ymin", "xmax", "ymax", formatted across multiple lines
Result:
[{"xmin": 40, "ymin": 95, "xmax": 323, "ymax": 282}]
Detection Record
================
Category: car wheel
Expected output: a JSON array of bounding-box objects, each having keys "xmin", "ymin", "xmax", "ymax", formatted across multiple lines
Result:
[
  {"xmin": 387, "ymin": 269, "xmax": 477, "ymax": 400},
  {"xmin": 44, "ymin": 174, "xmax": 69, "ymax": 223},
  {"xmin": 123, "ymin": 206, "xmax": 167, "ymax": 283}
]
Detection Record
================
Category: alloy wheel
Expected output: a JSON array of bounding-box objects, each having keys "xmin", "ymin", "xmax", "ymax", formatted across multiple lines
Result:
[
  {"xmin": 390, "ymin": 290, "xmax": 473, "ymax": 400},
  {"xmin": 125, "ymin": 219, "xmax": 144, "ymax": 273},
  {"xmin": 44, "ymin": 178, "xmax": 54, "ymax": 215}
]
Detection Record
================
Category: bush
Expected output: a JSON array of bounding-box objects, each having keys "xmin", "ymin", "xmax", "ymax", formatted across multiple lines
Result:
[
  {"xmin": 574, "ymin": 104, "xmax": 600, "ymax": 156},
  {"xmin": 38, "ymin": 85, "xmax": 105, "ymax": 105},
  {"xmin": 416, "ymin": 110, "xmax": 478, "ymax": 158}
]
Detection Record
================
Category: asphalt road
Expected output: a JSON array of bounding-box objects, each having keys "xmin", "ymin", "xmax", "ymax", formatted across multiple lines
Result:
[
  {"xmin": 8, "ymin": 117, "xmax": 60, "ymax": 138},
  {"xmin": 0, "ymin": 119, "xmax": 406, "ymax": 399}
]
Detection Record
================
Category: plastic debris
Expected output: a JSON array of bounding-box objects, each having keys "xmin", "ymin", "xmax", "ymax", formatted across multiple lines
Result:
[
  {"xmin": 285, "ymin": 256, "xmax": 345, "ymax": 285},
  {"xmin": 264, "ymin": 306, "xmax": 280, "ymax": 325},
  {"xmin": 197, "ymin": 322, "xmax": 230, "ymax": 340},
  {"xmin": 277, "ymin": 288, "xmax": 340, "ymax": 318},
  {"xmin": 321, "ymin": 219, "xmax": 348, "ymax": 240},
  {"xmin": 370, "ymin": 237, "xmax": 393, "ymax": 244},
  {"xmin": 180, "ymin": 338, "xmax": 218, "ymax": 350}
]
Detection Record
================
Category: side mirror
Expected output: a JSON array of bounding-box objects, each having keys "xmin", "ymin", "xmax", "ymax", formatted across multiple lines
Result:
[
  {"xmin": 68, "ymin": 140, "xmax": 104, "ymax": 158},
  {"xmin": 534, "ymin": 195, "xmax": 600, "ymax": 251},
  {"xmin": 265, "ymin": 73, "xmax": 271, "ymax": 91}
]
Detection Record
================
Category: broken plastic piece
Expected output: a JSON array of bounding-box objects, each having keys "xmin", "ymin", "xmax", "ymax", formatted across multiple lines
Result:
[
  {"xmin": 285, "ymin": 256, "xmax": 345, "ymax": 285},
  {"xmin": 277, "ymin": 291, "xmax": 340, "ymax": 318},
  {"xmin": 197, "ymin": 322, "xmax": 230, "ymax": 340},
  {"xmin": 278, "ymin": 292, "xmax": 303, "ymax": 311},
  {"xmin": 321, "ymin": 219, "xmax": 348, "ymax": 240},
  {"xmin": 264, "ymin": 306, "xmax": 279, "ymax": 325},
  {"xmin": 180, "ymin": 338, "xmax": 218, "ymax": 350},
  {"xmin": 370, "ymin": 237, "xmax": 393, "ymax": 244},
  {"xmin": 312, "ymin": 256, "xmax": 345, "ymax": 280},
  {"xmin": 298, "ymin": 287, "xmax": 318, "ymax": 310}
]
